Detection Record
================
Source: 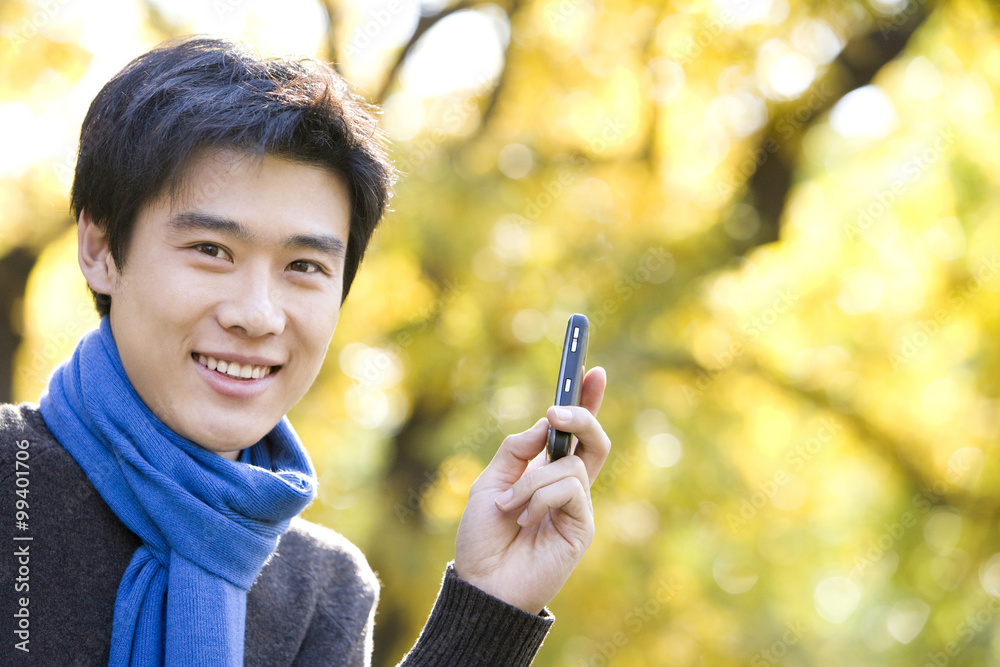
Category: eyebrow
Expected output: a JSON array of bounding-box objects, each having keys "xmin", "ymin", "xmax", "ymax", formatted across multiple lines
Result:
[{"xmin": 166, "ymin": 212, "xmax": 346, "ymax": 260}]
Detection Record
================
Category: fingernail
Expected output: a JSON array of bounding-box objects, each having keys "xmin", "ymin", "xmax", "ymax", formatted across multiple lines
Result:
[
  {"xmin": 517, "ymin": 509, "xmax": 529, "ymax": 526},
  {"xmin": 495, "ymin": 488, "xmax": 514, "ymax": 507},
  {"xmin": 554, "ymin": 407, "xmax": 572, "ymax": 420}
]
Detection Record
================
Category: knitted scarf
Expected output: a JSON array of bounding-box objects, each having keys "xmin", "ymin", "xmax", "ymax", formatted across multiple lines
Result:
[{"xmin": 39, "ymin": 317, "xmax": 317, "ymax": 666}]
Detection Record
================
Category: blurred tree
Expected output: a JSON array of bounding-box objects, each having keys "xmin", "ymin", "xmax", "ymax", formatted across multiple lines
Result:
[{"xmin": 4, "ymin": 0, "xmax": 1000, "ymax": 665}]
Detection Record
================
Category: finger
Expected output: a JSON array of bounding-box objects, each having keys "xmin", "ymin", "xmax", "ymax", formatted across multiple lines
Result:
[
  {"xmin": 579, "ymin": 366, "xmax": 607, "ymax": 416},
  {"xmin": 524, "ymin": 448, "xmax": 548, "ymax": 476},
  {"xmin": 516, "ymin": 476, "xmax": 593, "ymax": 534},
  {"xmin": 495, "ymin": 454, "xmax": 590, "ymax": 512},
  {"xmin": 546, "ymin": 405, "xmax": 611, "ymax": 485},
  {"xmin": 476, "ymin": 418, "xmax": 548, "ymax": 491}
]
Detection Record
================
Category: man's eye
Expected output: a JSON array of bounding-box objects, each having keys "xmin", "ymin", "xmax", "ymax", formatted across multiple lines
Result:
[
  {"xmin": 289, "ymin": 260, "xmax": 323, "ymax": 274},
  {"xmin": 195, "ymin": 243, "xmax": 230, "ymax": 260}
]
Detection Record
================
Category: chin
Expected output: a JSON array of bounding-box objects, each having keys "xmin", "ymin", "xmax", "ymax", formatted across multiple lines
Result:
[{"xmin": 187, "ymin": 420, "xmax": 270, "ymax": 454}]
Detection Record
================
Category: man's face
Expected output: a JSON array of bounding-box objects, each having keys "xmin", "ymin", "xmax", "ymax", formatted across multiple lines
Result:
[{"xmin": 85, "ymin": 150, "xmax": 351, "ymax": 459}]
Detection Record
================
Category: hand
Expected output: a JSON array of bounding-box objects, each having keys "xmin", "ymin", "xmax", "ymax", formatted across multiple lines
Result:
[{"xmin": 453, "ymin": 367, "xmax": 611, "ymax": 614}]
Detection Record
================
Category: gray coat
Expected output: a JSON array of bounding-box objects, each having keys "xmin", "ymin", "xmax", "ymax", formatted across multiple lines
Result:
[{"xmin": 0, "ymin": 403, "xmax": 552, "ymax": 666}]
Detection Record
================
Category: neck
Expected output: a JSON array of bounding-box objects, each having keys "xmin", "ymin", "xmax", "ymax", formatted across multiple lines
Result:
[{"xmin": 217, "ymin": 447, "xmax": 243, "ymax": 462}]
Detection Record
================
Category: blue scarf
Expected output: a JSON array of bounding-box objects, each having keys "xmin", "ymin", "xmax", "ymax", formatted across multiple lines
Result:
[{"xmin": 39, "ymin": 317, "xmax": 317, "ymax": 666}]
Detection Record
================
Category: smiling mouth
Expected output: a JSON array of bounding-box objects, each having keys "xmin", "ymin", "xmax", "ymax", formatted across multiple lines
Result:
[{"xmin": 192, "ymin": 353, "xmax": 279, "ymax": 380}]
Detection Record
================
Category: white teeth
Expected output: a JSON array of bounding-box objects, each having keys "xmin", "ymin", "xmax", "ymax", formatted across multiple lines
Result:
[{"xmin": 195, "ymin": 354, "xmax": 273, "ymax": 380}]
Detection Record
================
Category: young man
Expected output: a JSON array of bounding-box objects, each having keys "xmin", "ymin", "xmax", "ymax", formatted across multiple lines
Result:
[{"xmin": 0, "ymin": 37, "xmax": 611, "ymax": 665}]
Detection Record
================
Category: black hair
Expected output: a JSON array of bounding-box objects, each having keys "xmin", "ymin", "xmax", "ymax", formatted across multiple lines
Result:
[{"xmin": 71, "ymin": 35, "xmax": 395, "ymax": 316}]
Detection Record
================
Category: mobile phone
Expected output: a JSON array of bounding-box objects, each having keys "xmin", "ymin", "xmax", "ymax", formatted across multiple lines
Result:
[{"xmin": 546, "ymin": 313, "xmax": 589, "ymax": 461}]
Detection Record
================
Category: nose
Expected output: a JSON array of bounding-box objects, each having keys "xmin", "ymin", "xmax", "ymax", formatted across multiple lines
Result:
[{"xmin": 216, "ymin": 265, "xmax": 286, "ymax": 337}]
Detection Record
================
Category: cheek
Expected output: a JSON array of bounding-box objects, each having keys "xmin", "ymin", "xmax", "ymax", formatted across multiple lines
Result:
[
  {"xmin": 309, "ymin": 316, "xmax": 339, "ymax": 358},
  {"xmin": 116, "ymin": 256, "xmax": 188, "ymax": 311},
  {"xmin": 295, "ymin": 309, "xmax": 339, "ymax": 362}
]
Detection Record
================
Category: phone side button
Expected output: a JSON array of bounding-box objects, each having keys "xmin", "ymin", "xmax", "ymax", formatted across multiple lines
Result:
[
  {"xmin": 564, "ymin": 378, "xmax": 571, "ymax": 393},
  {"xmin": 571, "ymin": 339, "xmax": 578, "ymax": 352}
]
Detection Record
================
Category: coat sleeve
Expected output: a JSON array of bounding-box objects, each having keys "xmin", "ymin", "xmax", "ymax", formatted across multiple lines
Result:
[
  {"xmin": 395, "ymin": 564, "xmax": 554, "ymax": 667},
  {"xmin": 292, "ymin": 559, "xmax": 553, "ymax": 667}
]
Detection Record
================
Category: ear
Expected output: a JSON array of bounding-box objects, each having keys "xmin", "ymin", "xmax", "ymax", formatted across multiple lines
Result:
[{"xmin": 77, "ymin": 209, "xmax": 117, "ymax": 295}]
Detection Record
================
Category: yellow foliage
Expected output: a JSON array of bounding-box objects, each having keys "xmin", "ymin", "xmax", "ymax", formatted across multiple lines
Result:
[{"xmin": 7, "ymin": 0, "xmax": 1000, "ymax": 665}]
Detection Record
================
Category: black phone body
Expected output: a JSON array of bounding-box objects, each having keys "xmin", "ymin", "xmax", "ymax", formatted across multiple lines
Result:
[{"xmin": 546, "ymin": 314, "xmax": 589, "ymax": 461}]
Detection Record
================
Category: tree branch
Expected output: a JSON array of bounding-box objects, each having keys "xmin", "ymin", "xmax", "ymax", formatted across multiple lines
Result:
[
  {"xmin": 462, "ymin": 0, "xmax": 527, "ymax": 141},
  {"xmin": 673, "ymin": 351, "xmax": 998, "ymax": 517},
  {"xmin": 734, "ymin": 3, "xmax": 934, "ymax": 254},
  {"xmin": 375, "ymin": 0, "xmax": 477, "ymax": 103},
  {"xmin": 316, "ymin": 0, "xmax": 344, "ymax": 71},
  {"xmin": 0, "ymin": 248, "xmax": 37, "ymax": 404},
  {"xmin": 138, "ymin": 0, "xmax": 181, "ymax": 40}
]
